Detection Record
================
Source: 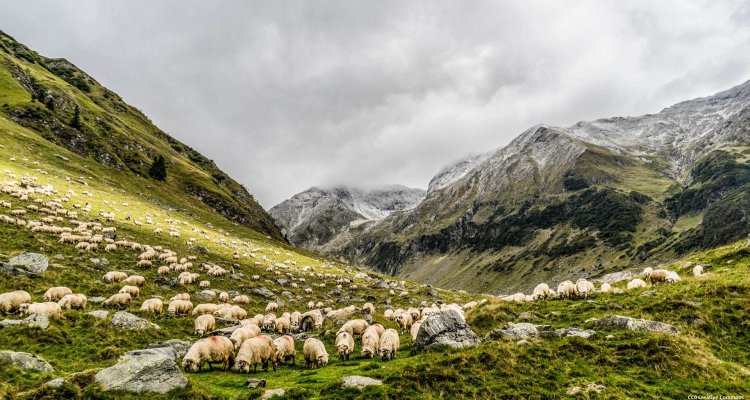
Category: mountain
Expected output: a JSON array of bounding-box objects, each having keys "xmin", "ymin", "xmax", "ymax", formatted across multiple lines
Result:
[
  {"xmin": 0, "ymin": 29, "xmax": 283, "ymax": 240},
  {"xmin": 338, "ymin": 80, "xmax": 750, "ymax": 293},
  {"xmin": 269, "ymin": 185, "xmax": 425, "ymax": 253}
]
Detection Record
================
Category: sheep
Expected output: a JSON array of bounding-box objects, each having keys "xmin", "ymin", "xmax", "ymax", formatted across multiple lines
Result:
[
  {"xmin": 43, "ymin": 286, "xmax": 73, "ymax": 302},
  {"xmin": 168, "ymin": 300, "xmax": 194, "ymax": 316},
  {"xmin": 235, "ymin": 335, "xmax": 277, "ymax": 373},
  {"xmin": 275, "ymin": 316, "xmax": 291, "ymax": 333},
  {"xmin": 693, "ymin": 264, "xmax": 706, "ymax": 277},
  {"xmin": 627, "ymin": 278, "xmax": 647, "ymax": 290},
  {"xmin": 265, "ymin": 302, "xmax": 278, "ymax": 313},
  {"xmin": 303, "ymin": 338, "xmax": 329, "ymax": 369},
  {"xmin": 384, "ymin": 309, "xmax": 394, "ymax": 320},
  {"xmin": 599, "ymin": 282, "xmax": 613, "ymax": 293},
  {"xmin": 140, "ymin": 298, "xmax": 163, "ymax": 314},
  {"xmin": 335, "ymin": 331, "xmax": 355, "ymax": 361},
  {"xmin": 361, "ymin": 325, "xmax": 380, "ymax": 359},
  {"xmin": 119, "ymin": 285, "xmax": 140, "ymax": 298},
  {"xmin": 157, "ymin": 266, "xmax": 171, "ymax": 275},
  {"xmin": 194, "ymin": 314, "xmax": 216, "ymax": 336},
  {"xmin": 248, "ymin": 314, "xmax": 265, "ymax": 327},
  {"xmin": 199, "ymin": 281, "xmax": 211, "ymax": 289},
  {"xmin": 273, "ymin": 335, "xmax": 296, "ymax": 365},
  {"xmin": 232, "ymin": 295, "xmax": 249, "ymax": 304},
  {"xmin": 182, "ymin": 336, "xmax": 235, "ymax": 372},
  {"xmin": 395, "ymin": 312, "xmax": 413, "ymax": 332},
  {"xmin": 192, "ymin": 303, "xmax": 221, "ymax": 316},
  {"xmin": 642, "ymin": 267, "xmax": 653, "ymax": 277},
  {"xmin": 648, "ymin": 269, "xmax": 681, "ymax": 284},
  {"xmin": 103, "ymin": 293, "xmax": 131, "ymax": 308},
  {"xmin": 103, "ymin": 271, "xmax": 128, "ymax": 283},
  {"xmin": 104, "ymin": 243, "xmax": 117, "ymax": 252},
  {"xmin": 170, "ymin": 293, "xmax": 190, "ymax": 301},
  {"xmin": 307, "ymin": 301, "xmax": 315, "ymax": 310},
  {"xmin": 19, "ymin": 302, "xmax": 64, "ymax": 319},
  {"xmin": 123, "ymin": 275, "xmax": 146, "ymax": 287},
  {"xmin": 462, "ymin": 301, "xmax": 478, "ymax": 310},
  {"xmin": 410, "ymin": 320, "xmax": 423, "ymax": 341},
  {"xmin": 378, "ymin": 328, "xmax": 400, "ymax": 361},
  {"xmin": 136, "ymin": 260, "xmax": 153, "ymax": 268},
  {"xmin": 0, "ymin": 290, "xmax": 31, "ymax": 314},
  {"xmin": 58, "ymin": 293, "xmax": 87, "ymax": 310},
  {"xmin": 338, "ymin": 319, "xmax": 370, "ymax": 336},
  {"xmin": 230, "ymin": 324, "xmax": 261, "ymax": 349},
  {"xmin": 502, "ymin": 293, "xmax": 527, "ymax": 303},
  {"xmin": 361, "ymin": 302, "xmax": 376, "ymax": 315},
  {"xmin": 532, "ymin": 283, "xmax": 554, "ymax": 300},
  {"xmin": 575, "ymin": 279, "xmax": 595, "ymax": 299},
  {"xmin": 219, "ymin": 292, "xmax": 229, "ymax": 302},
  {"xmin": 214, "ymin": 305, "xmax": 247, "ymax": 320},
  {"xmin": 556, "ymin": 280, "xmax": 577, "ymax": 299},
  {"xmin": 262, "ymin": 313, "xmax": 277, "ymax": 331}
]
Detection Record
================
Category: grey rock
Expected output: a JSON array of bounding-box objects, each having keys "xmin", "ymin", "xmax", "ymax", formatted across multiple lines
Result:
[
  {"xmin": 0, "ymin": 319, "xmax": 23, "ymax": 328},
  {"xmin": 592, "ymin": 315, "xmax": 679, "ymax": 335},
  {"xmin": 517, "ymin": 312, "xmax": 540, "ymax": 321},
  {"xmin": 88, "ymin": 310, "xmax": 109, "ymax": 319},
  {"xmin": 111, "ymin": 311, "xmax": 160, "ymax": 331},
  {"xmin": 486, "ymin": 323, "xmax": 551, "ymax": 340},
  {"xmin": 53, "ymin": 254, "xmax": 65, "ymax": 260},
  {"xmin": 128, "ymin": 347, "xmax": 176, "ymax": 360},
  {"xmin": 89, "ymin": 297, "xmax": 106, "ymax": 304},
  {"xmin": 281, "ymin": 291, "xmax": 293, "ymax": 298},
  {"xmin": 546, "ymin": 327, "xmax": 596, "ymax": 339},
  {"xmin": 22, "ymin": 313, "xmax": 49, "ymax": 329},
  {"xmin": 95, "ymin": 350, "xmax": 188, "ymax": 393},
  {"xmin": 276, "ymin": 279, "xmax": 288, "ymax": 286},
  {"xmin": 44, "ymin": 378, "xmax": 69, "ymax": 388},
  {"xmin": 7, "ymin": 252, "xmax": 48, "ymax": 274},
  {"xmin": 594, "ymin": 270, "xmax": 633, "ymax": 283},
  {"xmin": 341, "ymin": 375, "xmax": 383, "ymax": 388},
  {"xmin": 246, "ymin": 379, "xmax": 267, "ymax": 388},
  {"xmin": 516, "ymin": 339, "xmax": 531, "ymax": 346},
  {"xmin": 640, "ymin": 290, "xmax": 658, "ymax": 297},
  {"xmin": 148, "ymin": 339, "xmax": 192, "ymax": 359},
  {"xmin": 252, "ymin": 287, "xmax": 275, "ymax": 298},
  {"xmin": 0, "ymin": 351, "xmax": 54, "ymax": 373},
  {"xmin": 260, "ymin": 388, "xmax": 286, "ymax": 399},
  {"xmin": 371, "ymin": 280, "xmax": 390, "ymax": 289},
  {"xmin": 194, "ymin": 291, "xmax": 214, "ymax": 301},
  {"xmin": 414, "ymin": 309, "xmax": 480, "ymax": 350}
]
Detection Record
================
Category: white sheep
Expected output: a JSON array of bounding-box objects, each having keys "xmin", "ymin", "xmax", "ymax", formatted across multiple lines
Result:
[
  {"xmin": 556, "ymin": 281, "xmax": 577, "ymax": 299},
  {"xmin": 410, "ymin": 320, "xmax": 422, "ymax": 342},
  {"xmin": 140, "ymin": 298, "xmax": 163, "ymax": 314},
  {"xmin": 103, "ymin": 271, "xmax": 128, "ymax": 283},
  {"xmin": 379, "ymin": 328, "xmax": 400, "ymax": 361},
  {"xmin": 102, "ymin": 293, "xmax": 131, "ymax": 308},
  {"xmin": 303, "ymin": 338, "xmax": 329, "ymax": 369},
  {"xmin": 19, "ymin": 302, "xmax": 64, "ymax": 319},
  {"xmin": 235, "ymin": 335, "xmax": 277, "ymax": 373},
  {"xmin": 194, "ymin": 314, "xmax": 216, "ymax": 336},
  {"xmin": 648, "ymin": 269, "xmax": 681, "ymax": 284},
  {"xmin": 575, "ymin": 279, "xmax": 595, "ymax": 299},
  {"xmin": 123, "ymin": 275, "xmax": 146, "ymax": 287},
  {"xmin": 335, "ymin": 331, "xmax": 355, "ymax": 361},
  {"xmin": 265, "ymin": 302, "xmax": 278, "ymax": 313},
  {"xmin": 43, "ymin": 286, "xmax": 72, "ymax": 302},
  {"xmin": 168, "ymin": 300, "xmax": 194, "ymax": 316},
  {"xmin": 192, "ymin": 303, "xmax": 221, "ymax": 316},
  {"xmin": 361, "ymin": 325, "xmax": 381, "ymax": 359},
  {"xmin": 0, "ymin": 290, "xmax": 31, "ymax": 313},
  {"xmin": 627, "ymin": 278, "xmax": 647, "ymax": 290},
  {"xmin": 532, "ymin": 283, "xmax": 553, "ymax": 300},
  {"xmin": 182, "ymin": 336, "xmax": 235, "ymax": 372},
  {"xmin": 273, "ymin": 335, "xmax": 296, "ymax": 365},
  {"xmin": 599, "ymin": 282, "xmax": 613, "ymax": 293},
  {"xmin": 230, "ymin": 324, "xmax": 261, "ymax": 349},
  {"xmin": 58, "ymin": 293, "xmax": 87, "ymax": 309},
  {"xmin": 338, "ymin": 319, "xmax": 370, "ymax": 336},
  {"xmin": 119, "ymin": 285, "xmax": 140, "ymax": 298}
]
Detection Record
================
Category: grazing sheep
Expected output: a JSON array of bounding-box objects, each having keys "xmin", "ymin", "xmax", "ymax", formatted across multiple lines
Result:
[
  {"xmin": 58, "ymin": 293, "xmax": 87, "ymax": 309},
  {"xmin": 262, "ymin": 313, "xmax": 277, "ymax": 331},
  {"xmin": 103, "ymin": 271, "xmax": 128, "ymax": 283},
  {"xmin": 157, "ymin": 266, "xmax": 171, "ymax": 275},
  {"xmin": 219, "ymin": 292, "xmax": 229, "ymax": 302},
  {"xmin": 599, "ymin": 282, "xmax": 613, "ymax": 293},
  {"xmin": 532, "ymin": 283, "xmax": 553, "ymax": 300},
  {"xmin": 307, "ymin": 301, "xmax": 315, "ymax": 310},
  {"xmin": 235, "ymin": 335, "xmax": 277, "ymax": 373},
  {"xmin": 214, "ymin": 305, "xmax": 247, "ymax": 320},
  {"xmin": 338, "ymin": 319, "xmax": 370, "ymax": 336},
  {"xmin": 170, "ymin": 293, "xmax": 190, "ymax": 301},
  {"xmin": 136, "ymin": 260, "xmax": 153, "ymax": 268},
  {"xmin": 199, "ymin": 281, "xmax": 211, "ymax": 289},
  {"xmin": 194, "ymin": 314, "xmax": 216, "ymax": 336},
  {"xmin": 361, "ymin": 302, "xmax": 375, "ymax": 315},
  {"xmin": 19, "ymin": 302, "xmax": 64, "ymax": 319},
  {"xmin": 410, "ymin": 320, "xmax": 423, "ymax": 342},
  {"xmin": 140, "ymin": 298, "xmax": 163, "ymax": 314},
  {"xmin": 0, "ymin": 290, "xmax": 31, "ymax": 314},
  {"xmin": 303, "ymin": 338, "xmax": 329, "ymax": 369},
  {"xmin": 627, "ymin": 278, "xmax": 647, "ymax": 290},
  {"xmin": 248, "ymin": 314, "xmax": 265, "ymax": 327},
  {"xmin": 642, "ymin": 267, "xmax": 653, "ymax": 277},
  {"xmin": 556, "ymin": 281, "xmax": 577, "ymax": 299},
  {"xmin": 289, "ymin": 311, "xmax": 302, "ymax": 330},
  {"xmin": 119, "ymin": 285, "xmax": 140, "ymax": 298},
  {"xmin": 192, "ymin": 303, "xmax": 221, "ymax": 316},
  {"xmin": 462, "ymin": 301, "xmax": 478, "ymax": 310},
  {"xmin": 575, "ymin": 279, "xmax": 595, "ymax": 299},
  {"xmin": 693, "ymin": 265, "xmax": 705, "ymax": 277},
  {"xmin": 265, "ymin": 302, "xmax": 278, "ymax": 313},
  {"xmin": 361, "ymin": 325, "xmax": 380, "ymax": 359},
  {"xmin": 273, "ymin": 335, "xmax": 296, "ymax": 365},
  {"xmin": 379, "ymin": 328, "xmax": 400, "ymax": 361},
  {"xmin": 43, "ymin": 287, "xmax": 73, "ymax": 302},
  {"xmin": 384, "ymin": 309, "xmax": 394, "ymax": 320},
  {"xmin": 275, "ymin": 316, "xmax": 291, "ymax": 333},
  {"xmin": 648, "ymin": 269, "xmax": 681, "ymax": 284},
  {"xmin": 123, "ymin": 275, "xmax": 146, "ymax": 287},
  {"xmin": 335, "ymin": 331, "xmax": 355, "ymax": 361},
  {"xmin": 182, "ymin": 336, "xmax": 235, "ymax": 372},
  {"xmin": 395, "ymin": 312, "xmax": 413, "ymax": 332},
  {"xmin": 230, "ymin": 324, "xmax": 261, "ymax": 349},
  {"xmin": 103, "ymin": 293, "xmax": 131, "ymax": 308},
  {"xmin": 168, "ymin": 300, "xmax": 194, "ymax": 316},
  {"xmin": 232, "ymin": 295, "xmax": 249, "ymax": 304}
]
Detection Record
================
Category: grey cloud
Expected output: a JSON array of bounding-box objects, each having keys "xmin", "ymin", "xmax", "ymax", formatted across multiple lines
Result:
[{"xmin": 2, "ymin": 0, "xmax": 750, "ymax": 207}]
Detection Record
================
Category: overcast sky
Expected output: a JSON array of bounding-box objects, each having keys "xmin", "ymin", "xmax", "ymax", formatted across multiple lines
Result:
[{"xmin": 2, "ymin": 1, "xmax": 750, "ymax": 207}]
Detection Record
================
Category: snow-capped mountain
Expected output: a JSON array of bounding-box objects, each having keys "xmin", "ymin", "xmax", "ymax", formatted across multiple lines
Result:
[
  {"xmin": 269, "ymin": 185, "xmax": 425, "ymax": 253},
  {"xmin": 427, "ymin": 152, "xmax": 492, "ymax": 195}
]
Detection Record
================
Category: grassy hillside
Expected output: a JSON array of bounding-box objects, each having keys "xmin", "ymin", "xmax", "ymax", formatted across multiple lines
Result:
[{"xmin": 0, "ymin": 29, "xmax": 282, "ymax": 240}]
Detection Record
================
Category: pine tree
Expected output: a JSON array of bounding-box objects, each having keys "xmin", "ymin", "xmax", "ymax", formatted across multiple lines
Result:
[{"xmin": 149, "ymin": 155, "xmax": 167, "ymax": 181}]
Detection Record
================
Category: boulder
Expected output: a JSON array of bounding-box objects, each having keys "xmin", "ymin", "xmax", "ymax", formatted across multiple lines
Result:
[
  {"xmin": 252, "ymin": 287, "xmax": 275, "ymax": 299},
  {"xmin": 544, "ymin": 327, "xmax": 596, "ymax": 339},
  {"xmin": 0, "ymin": 351, "xmax": 54, "ymax": 373},
  {"xmin": 95, "ymin": 350, "xmax": 187, "ymax": 394},
  {"xmin": 0, "ymin": 319, "xmax": 23, "ymax": 328},
  {"xmin": 89, "ymin": 297, "xmax": 106, "ymax": 304},
  {"xmin": 486, "ymin": 323, "xmax": 551, "ymax": 340},
  {"xmin": 414, "ymin": 309, "xmax": 480, "ymax": 350},
  {"xmin": 88, "ymin": 310, "xmax": 109, "ymax": 319},
  {"xmin": 246, "ymin": 379, "xmax": 267, "ymax": 389},
  {"xmin": 22, "ymin": 313, "xmax": 49, "ymax": 329},
  {"xmin": 592, "ymin": 315, "xmax": 679, "ymax": 335},
  {"xmin": 1, "ymin": 253, "xmax": 48, "ymax": 276},
  {"xmin": 44, "ymin": 378, "xmax": 69, "ymax": 388},
  {"xmin": 148, "ymin": 339, "xmax": 192, "ymax": 359},
  {"xmin": 341, "ymin": 375, "xmax": 383, "ymax": 389},
  {"xmin": 111, "ymin": 311, "xmax": 160, "ymax": 331},
  {"xmin": 260, "ymin": 388, "xmax": 286, "ymax": 399}
]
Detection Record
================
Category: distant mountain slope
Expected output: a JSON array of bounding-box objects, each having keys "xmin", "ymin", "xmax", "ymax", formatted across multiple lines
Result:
[
  {"xmin": 270, "ymin": 185, "xmax": 424, "ymax": 253},
  {"xmin": 340, "ymin": 80, "xmax": 750, "ymax": 293},
  {"xmin": 0, "ymin": 30, "xmax": 283, "ymax": 240}
]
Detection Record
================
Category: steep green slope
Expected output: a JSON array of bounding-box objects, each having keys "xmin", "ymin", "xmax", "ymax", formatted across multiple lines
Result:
[{"xmin": 0, "ymin": 30, "xmax": 282, "ymax": 240}]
